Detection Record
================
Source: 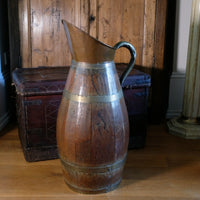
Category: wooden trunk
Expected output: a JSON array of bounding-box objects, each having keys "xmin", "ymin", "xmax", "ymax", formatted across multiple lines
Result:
[
  {"xmin": 12, "ymin": 65, "xmax": 150, "ymax": 162},
  {"xmin": 13, "ymin": 67, "xmax": 68, "ymax": 161}
]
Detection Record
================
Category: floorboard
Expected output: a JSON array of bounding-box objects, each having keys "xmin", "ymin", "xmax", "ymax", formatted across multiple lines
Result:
[{"xmin": 0, "ymin": 123, "xmax": 200, "ymax": 199}]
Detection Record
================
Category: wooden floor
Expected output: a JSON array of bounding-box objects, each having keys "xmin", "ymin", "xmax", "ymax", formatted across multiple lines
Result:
[{"xmin": 0, "ymin": 123, "xmax": 200, "ymax": 200}]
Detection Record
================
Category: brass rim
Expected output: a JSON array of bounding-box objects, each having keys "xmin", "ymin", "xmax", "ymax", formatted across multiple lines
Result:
[{"xmin": 71, "ymin": 60, "xmax": 115, "ymax": 70}]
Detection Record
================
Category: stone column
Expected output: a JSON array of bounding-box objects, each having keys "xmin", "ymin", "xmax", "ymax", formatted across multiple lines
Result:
[{"xmin": 167, "ymin": 0, "xmax": 200, "ymax": 139}]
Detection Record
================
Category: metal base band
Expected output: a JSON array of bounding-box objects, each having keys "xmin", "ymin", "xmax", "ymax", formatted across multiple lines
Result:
[
  {"xmin": 60, "ymin": 155, "xmax": 126, "ymax": 193},
  {"xmin": 64, "ymin": 177, "xmax": 121, "ymax": 194},
  {"xmin": 60, "ymin": 154, "xmax": 127, "ymax": 174}
]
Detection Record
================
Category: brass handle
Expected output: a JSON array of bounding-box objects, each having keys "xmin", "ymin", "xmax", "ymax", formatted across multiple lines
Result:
[{"xmin": 114, "ymin": 41, "xmax": 137, "ymax": 85}]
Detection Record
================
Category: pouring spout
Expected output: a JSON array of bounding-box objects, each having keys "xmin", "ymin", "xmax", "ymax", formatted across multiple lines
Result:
[
  {"xmin": 62, "ymin": 20, "xmax": 115, "ymax": 63},
  {"xmin": 62, "ymin": 20, "xmax": 74, "ymax": 58}
]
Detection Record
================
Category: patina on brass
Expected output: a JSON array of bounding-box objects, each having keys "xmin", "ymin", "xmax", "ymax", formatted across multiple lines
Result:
[
  {"xmin": 63, "ymin": 89, "xmax": 123, "ymax": 103},
  {"xmin": 57, "ymin": 20, "xmax": 136, "ymax": 194}
]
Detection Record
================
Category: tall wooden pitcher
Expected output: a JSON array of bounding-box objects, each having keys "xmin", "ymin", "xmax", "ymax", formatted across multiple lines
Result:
[{"xmin": 57, "ymin": 20, "xmax": 136, "ymax": 194}]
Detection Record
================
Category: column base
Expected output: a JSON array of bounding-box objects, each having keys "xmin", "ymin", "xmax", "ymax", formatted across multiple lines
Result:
[{"xmin": 167, "ymin": 118, "xmax": 200, "ymax": 139}]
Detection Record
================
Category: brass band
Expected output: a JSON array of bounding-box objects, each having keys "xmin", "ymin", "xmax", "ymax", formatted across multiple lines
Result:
[
  {"xmin": 63, "ymin": 89, "xmax": 123, "ymax": 103},
  {"xmin": 71, "ymin": 60, "xmax": 115, "ymax": 70},
  {"xmin": 64, "ymin": 177, "xmax": 121, "ymax": 193},
  {"xmin": 60, "ymin": 154, "xmax": 126, "ymax": 174}
]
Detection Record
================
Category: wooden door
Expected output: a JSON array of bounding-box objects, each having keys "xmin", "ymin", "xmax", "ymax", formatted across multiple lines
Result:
[{"xmin": 17, "ymin": 0, "xmax": 166, "ymax": 70}]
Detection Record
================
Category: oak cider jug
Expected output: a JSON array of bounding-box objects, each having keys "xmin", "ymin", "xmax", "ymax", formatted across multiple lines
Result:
[{"xmin": 56, "ymin": 20, "xmax": 136, "ymax": 194}]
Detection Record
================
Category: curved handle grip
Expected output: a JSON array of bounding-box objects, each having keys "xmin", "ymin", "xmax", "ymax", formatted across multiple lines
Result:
[{"xmin": 114, "ymin": 41, "xmax": 137, "ymax": 85}]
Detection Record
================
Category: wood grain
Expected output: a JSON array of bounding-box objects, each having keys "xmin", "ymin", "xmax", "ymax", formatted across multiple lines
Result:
[
  {"xmin": 154, "ymin": 0, "xmax": 168, "ymax": 70},
  {"xmin": 18, "ymin": 0, "xmax": 168, "ymax": 68},
  {"xmin": 80, "ymin": 0, "xmax": 89, "ymax": 33},
  {"xmin": 7, "ymin": 0, "xmax": 21, "ymax": 70},
  {"xmin": 0, "ymin": 123, "xmax": 200, "ymax": 199},
  {"xmin": 89, "ymin": 0, "xmax": 97, "ymax": 38},
  {"xmin": 142, "ymin": 0, "xmax": 156, "ymax": 68},
  {"xmin": 149, "ymin": 0, "xmax": 168, "ymax": 123},
  {"xmin": 121, "ymin": 0, "xmax": 145, "ymax": 65},
  {"xmin": 31, "ymin": 0, "xmax": 67, "ymax": 67}
]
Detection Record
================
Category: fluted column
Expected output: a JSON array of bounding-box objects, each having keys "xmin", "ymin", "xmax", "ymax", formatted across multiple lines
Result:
[
  {"xmin": 182, "ymin": 0, "xmax": 200, "ymax": 120},
  {"xmin": 167, "ymin": 0, "xmax": 200, "ymax": 139}
]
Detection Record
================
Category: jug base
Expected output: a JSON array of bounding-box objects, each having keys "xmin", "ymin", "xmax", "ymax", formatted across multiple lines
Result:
[
  {"xmin": 64, "ymin": 178, "xmax": 121, "ymax": 194},
  {"xmin": 59, "ymin": 154, "xmax": 126, "ymax": 194}
]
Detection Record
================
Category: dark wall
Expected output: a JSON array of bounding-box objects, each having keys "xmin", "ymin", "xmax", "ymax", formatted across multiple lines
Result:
[
  {"xmin": 0, "ymin": 0, "xmax": 10, "ymax": 72},
  {"xmin": 0, "ymin": 0, "xmax": 13, "ymax": 127}
]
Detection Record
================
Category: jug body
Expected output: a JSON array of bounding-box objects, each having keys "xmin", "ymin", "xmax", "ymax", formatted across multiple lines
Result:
[
  {"xmin": 57, "ymin": 60, "xmax": 129, "ymax": 193},
  {"xmin": 57, "ymin": 20, "xmax": 136, "ymax": 194}
]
